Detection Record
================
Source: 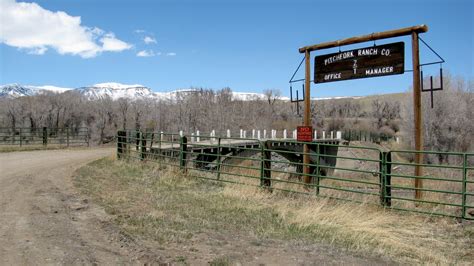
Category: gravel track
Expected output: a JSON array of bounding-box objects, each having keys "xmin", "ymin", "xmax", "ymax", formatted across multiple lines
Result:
[{"xmin": 0, "ymin": 148, "xmax": 161, "ymax": 265}]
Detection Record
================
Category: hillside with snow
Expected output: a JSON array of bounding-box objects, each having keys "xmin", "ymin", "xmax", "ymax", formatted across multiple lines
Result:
[
  {"xmin": 0, "ymin": 84, "xmax": 73, "ymax": 98},
  {"xmin": 0, "ymin": 82, "xmax": 360, "ymax": 101},
  {"xmin": 76, "ymin": 82, "xmax": 156, "ymax": 100},
  {"xmin": 0, "ymin": 83, "xmax": 272, "ymax": 101}
]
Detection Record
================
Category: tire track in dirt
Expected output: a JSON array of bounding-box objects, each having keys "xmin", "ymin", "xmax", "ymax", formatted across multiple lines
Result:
[{"xmin": 0, "ymin": 148, "xmax": 162, "ymax": 265}]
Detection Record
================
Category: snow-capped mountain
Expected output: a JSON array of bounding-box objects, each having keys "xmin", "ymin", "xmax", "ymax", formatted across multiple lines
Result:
[
  {"xmin": 155, "ymin": 89, "xmax": 273, "ymax": 101},
  {"xmin": 0, "ymin": 82, "xmax": 156, "ymax": 100},
  {"xmin": 76, "ymin": 82, "xmax": 156, "ymax": 100},
  {"xmin": 232, "ymin": 92, "xmax": 267, "ymax": 101},
  {"xmin": 0, "ymin": 83, "xmax": 72, "ymax": 98},
  {"xmin": 312, "ymin": 96, "xmax": 362, "ymax": 101},
  {"xmin": 33, "ymin": 85, "xmax": 72, "ymax": 93},
  {"xmin": 76, "ymin": 85, "xmax": 245, "ymax": 101},
  {"xmin": 0, "ymin": 84, "xmax": 34, "ymax": 98},
  {"xmin": 0, "ymin": 82, "xmax": 359, "ymax": 101}
]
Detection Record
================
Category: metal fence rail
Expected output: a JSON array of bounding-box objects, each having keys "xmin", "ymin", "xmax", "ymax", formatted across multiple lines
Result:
[
  {"xmin": 386, "ymin": 150, "xmax": 474, "ymax": 219},
  {"xmin": 116, "ymin": 129, "xmax": 474, "ymax": 220},
  {"xmin": 0, "ymin": 127, "xmax": 90, "ymax": 147},
  {"xmin": 342, "ymin": 130, "xmax": 396, "ymax": 143}
]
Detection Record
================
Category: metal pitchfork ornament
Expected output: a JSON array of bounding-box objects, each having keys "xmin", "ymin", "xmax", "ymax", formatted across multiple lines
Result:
[
  {"xmin": 418, "ymin": 37, "xmax": 445, "ymax": 108},
  {"xmin": 421, "ymin": 66, "xmax": 443, "ymax": 108},
  {"xmin": 290, "ymin": 84, "xmax": 305, "ymax": 116},
  {"xmin": 289, "ymin": 56, "xmax": 306, "ymax": 116}
]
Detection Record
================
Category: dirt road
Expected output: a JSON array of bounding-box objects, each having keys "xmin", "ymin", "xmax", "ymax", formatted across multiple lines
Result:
[
  {"xmin": 0, "ymin": 148, "xmax": 161, "ymax": 265},
  {"xmin": 0, "ymin": 148, "xmax": 393, "ymax": 265}
]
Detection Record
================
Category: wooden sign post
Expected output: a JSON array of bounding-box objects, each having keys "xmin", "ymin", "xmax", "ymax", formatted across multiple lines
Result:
[
  {"xmin": 303, "ymin": 50, "xmax": 312, "ymax": 184},
  {"xmin": 299, "ymin": 25, "xmax": 428, "ymax": 200},
  {"xmin": 411, "ymin": 31, "xmax": 423, "ymax": 199}
]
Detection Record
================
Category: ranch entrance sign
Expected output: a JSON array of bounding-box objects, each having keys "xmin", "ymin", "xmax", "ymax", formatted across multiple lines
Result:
[
  {"xmin": 297, "ymin": 25, "xmax": 429, "ymax": 201},
  {"xmin": 314, "ymin": 42, "xmax": 404, "ymax": 83}
]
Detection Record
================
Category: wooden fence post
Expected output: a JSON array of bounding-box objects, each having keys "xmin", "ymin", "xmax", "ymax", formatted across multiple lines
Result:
[
  {"xmin": 42, "ymin": 127, "xmax": 47, "ymax": 146},
  {"xmin": 66, "ymin": 127, "xmax": 70, "ymax": 147},
  {"xmin": 179, "ymin": 136, "xmax": 188, "ymax": 171},
  {"xmin": 141, "ymin": 132, "xmax": 147, "ymax": 161},
  {"xmin": 135, "ymin": 130, "xmax": 140, "ymax": 151},
  {"xmin": 117, "ymin": 130, "xmax": 125, "ymax": 159},
  {"xmin": 216, "ymin": 137, "xmax": 222, "ymax": 180},
  {"xmin": 86, "ymin": 128, "xmax": 90, "ymax": 147}
]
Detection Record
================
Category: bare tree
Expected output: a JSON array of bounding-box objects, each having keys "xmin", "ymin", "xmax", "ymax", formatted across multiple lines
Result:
[
  {"xmin": 263, "ymin": 88, "xmax": 281, "ymax": 116},
  {"xmin": 402, "ymin": 73, "xmax": 473, "ymax": 160},
  {"xmin": 0, "ymin": 75, "xmax": 470, "ymax": 152},
  {"xmin": 94, "ymin": 96, "xmax": 114, "ymax": 144},
  {"xmin": 117, "ymin": 98, "xmax": 130, "ymax": 129},
  {"xmin": 371, "ymin": 99, "xmax": 400, "ymax": 133}
]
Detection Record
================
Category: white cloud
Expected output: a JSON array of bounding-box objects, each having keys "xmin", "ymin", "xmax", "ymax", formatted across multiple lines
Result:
[
  {"xmin": 101, "ymin": 33, "xmax": 132, "ymax": 51},
  {"xmin": 136, "ymin": 50, "xmax": 156, "ymax": 57},
  {"xmin": 134, "ymin": 29, "xmax": 145, "ymax": 33},
  {"xmin": 143, "ymin": 36, "xmax": 157, "ymax": 44},
  {"xmin": 166, "ymin": 52, "xmax": 176, "ymax": 56},
  {"xmin": 0, "ymin": 0, "xmax": 132, "ymax": 58}
]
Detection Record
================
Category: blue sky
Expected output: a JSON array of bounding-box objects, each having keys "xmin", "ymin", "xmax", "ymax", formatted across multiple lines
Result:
[{"xmin": 0, "ymin": 0, "xmax": 472, "ymax": 97}]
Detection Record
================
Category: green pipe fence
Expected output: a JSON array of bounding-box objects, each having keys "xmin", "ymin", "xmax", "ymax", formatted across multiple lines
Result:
[
  {"xmin": 116, "ymin": 129, "xmax": 474, "ymax": 220},
  {"xmin": 0, "ymin": 127, "xmax": 90, "ymax": 147},
  {"xmin": 342, "ymin": 130, "xmax": 396, "ymax": 143}
]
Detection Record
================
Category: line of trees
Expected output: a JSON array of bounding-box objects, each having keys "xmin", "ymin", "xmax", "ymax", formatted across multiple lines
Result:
[
  {"xmin": 0, "ymin": 74, "xmax": 472, "ymax": 153},
  {"xmin": 403, "ymin": 74, "xmax": 474, "ymax": 155}
]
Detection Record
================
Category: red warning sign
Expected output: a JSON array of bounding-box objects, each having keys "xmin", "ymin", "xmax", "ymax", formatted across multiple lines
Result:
[{"xmin": 297, "ymin": 126, "xmax": 313, "ymax": 142}]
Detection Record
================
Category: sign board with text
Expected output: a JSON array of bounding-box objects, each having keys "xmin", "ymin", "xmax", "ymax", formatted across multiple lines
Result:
[
  {"xmin": 314, "ymin": 42, "xmax": 404, "ymax": 83},
  {"xmin": 297, "ymin": 126, "xmax": 313, "ymax": 142}
]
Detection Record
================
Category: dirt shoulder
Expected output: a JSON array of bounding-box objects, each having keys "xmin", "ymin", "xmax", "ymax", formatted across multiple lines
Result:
[{"xmin": 0, "ymin": 148, "xmax": 162, "ymax": 265}]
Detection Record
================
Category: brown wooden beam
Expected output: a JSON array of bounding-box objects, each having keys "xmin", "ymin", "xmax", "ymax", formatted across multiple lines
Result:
[
  {"xmin": 299, "ymin": 25, "xmax": 428, "ymax": 53},
  {"xmin": 412, "ymin": 31, "xmax": 423, "ymax": 200},
  {"xmin": 303, "ymin": 50, "xmax": 311, "ymax": 184}
]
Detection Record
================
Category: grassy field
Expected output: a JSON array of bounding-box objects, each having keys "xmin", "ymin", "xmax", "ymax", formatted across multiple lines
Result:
[{"xmin": 74, "ymin": 157, "xmax": 473, "ymax": 265}]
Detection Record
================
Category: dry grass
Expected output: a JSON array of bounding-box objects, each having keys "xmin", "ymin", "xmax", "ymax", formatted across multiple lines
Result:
[
  {"xmin": 140, "ymin": 139, "xmax": 474, "ymax": 217},
  {"xmin": 223, "ymin": 183, "xmax": 473, "ymax": 264},
  {"xmin": 74, "ymin": 157, "xmax": 474, "ymax": 265},
  {"xmin": 0, "ymin": 144, "xmax": 72, "ymax": 153},
  {"xmin": 186, "ymin": 146, "xmax": 472, "ymax": 218}
]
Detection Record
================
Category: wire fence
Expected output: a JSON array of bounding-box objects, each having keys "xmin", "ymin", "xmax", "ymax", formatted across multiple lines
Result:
[
  {"xmin": 0, "ymin": 127, "xmax": 90, "ymax": 147},
  {"xmin": 116, "ymin": 129, "xmax": 474, "ymax": 220}
]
